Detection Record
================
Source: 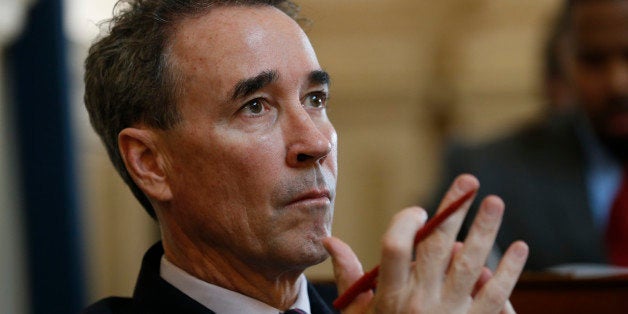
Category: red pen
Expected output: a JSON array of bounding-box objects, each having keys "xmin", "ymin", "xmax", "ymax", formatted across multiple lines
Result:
[{"xmin": 332, "ymin": 190, "xmax": 477, "ymax": 310}]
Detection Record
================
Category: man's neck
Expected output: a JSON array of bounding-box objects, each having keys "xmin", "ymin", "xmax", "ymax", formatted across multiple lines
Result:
[{"xmin": 160, "ymin": 231, "xmax": 303, "ymax": 310}]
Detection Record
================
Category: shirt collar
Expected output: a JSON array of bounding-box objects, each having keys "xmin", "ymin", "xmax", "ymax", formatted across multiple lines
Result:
[{"xmin": 160, "ymin": 256, "xmax": 311, "ymax": 314}]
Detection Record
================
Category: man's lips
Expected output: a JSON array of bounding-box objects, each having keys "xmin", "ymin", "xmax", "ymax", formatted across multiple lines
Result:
[{"xmin": 286, "ymin": 189, "xmax": 331, "ymax": 207}]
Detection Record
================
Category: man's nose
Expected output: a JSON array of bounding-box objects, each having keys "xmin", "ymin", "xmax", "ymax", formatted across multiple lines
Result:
[{"xmin": 284, "ymin": 107, "xmax": 332, "ymax": 167}]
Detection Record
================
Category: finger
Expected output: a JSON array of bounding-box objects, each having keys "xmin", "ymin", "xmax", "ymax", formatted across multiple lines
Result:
[
  {"xmin": 472, "ymin": 267, "xmax": 493, "ymax": 297},
  {"xmin": 378, "ymin": 207, "xmax": 428, "ymax": 293},
  {"xmin": 323, "ymin": 236, "xmax": 365, "ymax": 294},
  {"xmin": 415, "ymin": 175, "xmax": 479, "ymax": 291},
  {"xmin": 434, "ymin": 174, "xmax": 479, "ymax": 230},
  {"xmin": 447, "ymin": 242, "xmax": 464, "ymax": 270},
  {"xmin": 323, "ymin": 236, "xmax": 373, "ymax": 313},
  {"xmin": 452, "ymin": 241, "xmax": 464, "ymax": 254},
  {"xmin": 444, "ymin": 196, "xmax": 504, "ymax": 302},
  {"xmin": 501, "ymin": 300, "xmax": 516, "ymax": 314},
  {"xmin": 470, "ymin": 241, "xmax": 528, "ymax": 314}
]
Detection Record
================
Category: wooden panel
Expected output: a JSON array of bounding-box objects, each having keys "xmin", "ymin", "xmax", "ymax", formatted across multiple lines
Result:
[{"xmin": 511, "ymin": 274, "xmax": 628, "ymax": 313}]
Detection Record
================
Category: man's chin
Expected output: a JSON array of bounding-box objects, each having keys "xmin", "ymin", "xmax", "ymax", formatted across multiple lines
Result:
[
  {"xmin": 271, "ymin": 248, "xmax": 328, "ymax": 274},
  {"xmin": 300, "ymin": 234, "xmax": 334, "ymax": 267},
  {"xmin": 298, "ymin": 237, "xmax": 330, "ymax": 265},
  {"xmin": 265, "ymin": 231, "xmax": 330, "ymax": 270},
  {"xmin": 309, "ymin": 249, "xmax": 330, "ymax": 266}
]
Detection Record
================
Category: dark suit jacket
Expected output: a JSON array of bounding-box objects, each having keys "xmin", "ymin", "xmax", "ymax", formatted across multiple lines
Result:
[
  {"xmin": 83, "ymin": 243, "xmax": 338, "ymax": 314},
  {"xmin": 431, "ymin": 114, "xmax": 608, "ymax": 271}
]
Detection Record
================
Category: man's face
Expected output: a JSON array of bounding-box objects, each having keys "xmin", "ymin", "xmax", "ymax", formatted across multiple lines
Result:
[
  {"xmin": 158, "ymin": 6, "xmax": 337, "ymax": 272},
  {"xmin": 566, "ymin": 0, "xmax": 628, "ymax": 160}
]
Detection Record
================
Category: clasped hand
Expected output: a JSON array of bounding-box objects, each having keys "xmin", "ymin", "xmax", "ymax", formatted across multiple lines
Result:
[{"xmin": 324, "ymin": 174, "xmax": 529, "ymax": 314}]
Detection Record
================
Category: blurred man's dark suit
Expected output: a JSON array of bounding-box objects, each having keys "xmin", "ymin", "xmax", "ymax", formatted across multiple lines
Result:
[{"xmin": 432, "ymin": 113, "xmax": 607, "ymax": 271}]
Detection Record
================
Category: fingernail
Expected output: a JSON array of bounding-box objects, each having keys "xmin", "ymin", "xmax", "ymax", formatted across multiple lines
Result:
[
  {"xmin": 514, "ymin": 243, "xmax": 529, "ymax": 259},
  {"xmin": 485, "ymin": 202, "xmax": 500, "ymax": 218},
  {"xmin": 456, "ymin": 174, "xmax": 479, "ymax": 193}
]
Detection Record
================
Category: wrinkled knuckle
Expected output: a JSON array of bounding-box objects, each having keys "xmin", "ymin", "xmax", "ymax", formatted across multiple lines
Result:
[
  {"xmin": 417, "ymin": 232, "xmax": 448, "ymax": 260},
  {"xmin": 373, "ymin": 296, "xmax": 400, "ymax": 314},
  {"xmin": 453, "ymin": 253, "xmax": 480, "ymax": 276},
  {"xmin": 394, "ymin": 206, "xmax": 427, "ymax": 224},
  {"xmin": 475, "ymin": 213, "xmax": 498, "ymax": 234},
  {"xmin": 484, "ymin": 285, "xmax": 508, "ymax": 307},
  {"xmin": 381, "ymin": 235, "xmax": 409, "ymax": 260},
  {"xmin": 406, "ymin": 296, "xmax": 426, "ymax": 314},
  {"xmin": 409, "ymin": 206, "xmax": 428, "ymax": 219}
]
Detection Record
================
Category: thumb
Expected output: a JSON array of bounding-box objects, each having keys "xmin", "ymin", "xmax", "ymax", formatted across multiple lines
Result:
[{"xmin": 323, "ymin": 236, "xmax": 373, "ymax": 312}]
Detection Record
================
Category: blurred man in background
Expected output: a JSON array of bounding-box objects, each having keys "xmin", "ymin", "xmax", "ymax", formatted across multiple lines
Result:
[{"xmin": 432, "ymin": 0, "xmax": 628, "ymax": 270}]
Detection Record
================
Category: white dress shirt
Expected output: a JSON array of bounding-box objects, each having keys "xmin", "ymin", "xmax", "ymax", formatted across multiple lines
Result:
[{"xmin": 160, "ymin": 256, "xmax": 311, "ymax": 314}]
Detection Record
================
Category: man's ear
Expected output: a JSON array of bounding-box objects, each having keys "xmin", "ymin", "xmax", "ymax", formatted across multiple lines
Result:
[{"xmin": 118, "ymin": 127, "xmax": 173, "ymax": 202}]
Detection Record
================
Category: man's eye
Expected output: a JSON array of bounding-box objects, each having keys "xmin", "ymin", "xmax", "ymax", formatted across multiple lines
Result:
[
  {"xmin": 305, "ymin": 92, "xmax": 327, "ymax": 108},
  {"xmin": 241, "ymin": 99, "xmax": 265, "ymax": 115}
]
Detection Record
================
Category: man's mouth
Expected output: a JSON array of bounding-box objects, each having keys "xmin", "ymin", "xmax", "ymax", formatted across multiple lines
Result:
[{"xmin": 286, "ymin": 189, "xmax": 331, "ymax": 207}]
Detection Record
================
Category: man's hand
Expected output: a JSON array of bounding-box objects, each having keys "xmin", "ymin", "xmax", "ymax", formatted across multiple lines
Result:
[{"xmin": 323, "ymin": 174, "xmax": 528, "ymax": 313}]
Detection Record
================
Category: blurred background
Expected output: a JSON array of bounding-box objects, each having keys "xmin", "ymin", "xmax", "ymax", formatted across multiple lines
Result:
[{"xmin": 0, "ymin": 0, "xmax": 563, "ymax": 312}]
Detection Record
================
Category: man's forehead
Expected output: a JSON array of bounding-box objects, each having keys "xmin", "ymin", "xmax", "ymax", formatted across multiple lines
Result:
[
  {"xmin": 569, "ymin": 1, "xmax": 628, "ymax": 48},
  {"xmin": 572, "ymin": 1, "xmax": 628, "ymax": 35},
  {"xmin": 171, "ymin": 6, "xmax": 320, "ymax": 98},
  {"xmin": 171, "ymin": 6, "xmax": 284, "ymax": 55}
]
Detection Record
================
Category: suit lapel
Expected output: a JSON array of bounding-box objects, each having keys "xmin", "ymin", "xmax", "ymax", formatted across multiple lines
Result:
[
  {"xmin": 132, "ymin": 243, "xmax": 216, "ymax": 314},
  {"xmin": 543, "ymin": 116, "xmax": 606, "ymax": 262},
  {"xmin": 520, "ymin": 115, "xmax": 606, "ymax": 264},
  {"xmin": 307, "ymin": 282, "xmax": 336, "ymax": 314}
]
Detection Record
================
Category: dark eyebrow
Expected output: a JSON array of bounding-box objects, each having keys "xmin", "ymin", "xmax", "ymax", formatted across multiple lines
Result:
[
  {"xmin": 231, "ymin": 70, "xmax": 278, "ymax": 101},
  {"xmin": 309, "ymin": 70, "xmax": 330, "ymax": 86}
]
